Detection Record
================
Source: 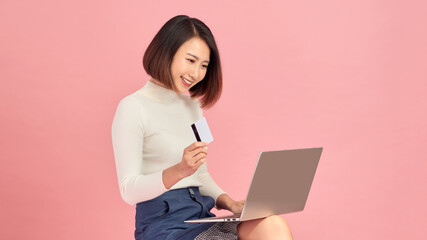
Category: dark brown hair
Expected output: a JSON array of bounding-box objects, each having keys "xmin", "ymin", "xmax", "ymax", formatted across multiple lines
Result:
[{"xmin": 143, "ymin": 15, "xmax": 222, "ymax": 108}]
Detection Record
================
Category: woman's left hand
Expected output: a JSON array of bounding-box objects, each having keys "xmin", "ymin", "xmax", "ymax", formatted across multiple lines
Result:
[
  {"xmin": 216, "ymin": 194, "xmax": 245, "ymax": 214},
  {"xmin": 228, "ymin": 200, "xmax": 245, "ymax": 214}
]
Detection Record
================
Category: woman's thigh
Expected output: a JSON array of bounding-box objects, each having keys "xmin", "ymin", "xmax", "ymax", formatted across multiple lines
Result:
[{"xmin": 135, "ymin": 187, "xmax": 217, "ymax": 240}]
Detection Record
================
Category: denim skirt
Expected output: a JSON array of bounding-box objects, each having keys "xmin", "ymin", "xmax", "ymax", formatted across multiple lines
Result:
[{"xmin": 135, "ymin": 187, "xmax": 218, "ymax": 240}]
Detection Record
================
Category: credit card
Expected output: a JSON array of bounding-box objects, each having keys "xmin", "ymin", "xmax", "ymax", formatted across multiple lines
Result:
[{"xmin": 191, "ymin": 117, "xmax": 213, "ymax": 143}]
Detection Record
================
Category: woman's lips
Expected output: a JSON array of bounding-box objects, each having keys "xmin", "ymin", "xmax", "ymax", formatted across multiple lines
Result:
[{"xmin": 181, "ymin": 77, "xmax": 192, "ymax": 87}]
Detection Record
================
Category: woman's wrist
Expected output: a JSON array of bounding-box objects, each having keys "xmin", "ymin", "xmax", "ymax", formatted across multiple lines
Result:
[
  {"xmin": 162, "ymin": 163, "xmax": 186, "ymax": 189},
  {"xmin": 216, "ymin": 194, "xmax": 245, "ymax": 214},
  {"xmin": 216, "ymin": 194, "xmax": 234, "ymax": 210}
]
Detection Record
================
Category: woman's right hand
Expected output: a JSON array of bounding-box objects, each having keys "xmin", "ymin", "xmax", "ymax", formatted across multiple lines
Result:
[
  {"xmin": 178, "ymin": 141, "xmax": 208, "ymax": 177},
  {"xmin": 162, "ymin": 142, "xmax": 208, "ymax": 189}
]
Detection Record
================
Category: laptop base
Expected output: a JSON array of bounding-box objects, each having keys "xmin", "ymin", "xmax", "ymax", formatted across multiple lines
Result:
[{"xmin": 185, "ymin": 213, "xmax": 241, "ymax": 223}]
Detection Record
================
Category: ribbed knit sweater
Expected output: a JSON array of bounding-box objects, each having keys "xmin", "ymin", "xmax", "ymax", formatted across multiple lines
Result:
[{"xmin": 112, "ymin": 80, "xmax": 224, "ymax": 205}]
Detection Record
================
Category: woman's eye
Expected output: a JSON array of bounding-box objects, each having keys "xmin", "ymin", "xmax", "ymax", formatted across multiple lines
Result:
[
  {"xmin": 186, "ymin": 59, "xmax": 195, "ymax": 63},
  {"xmin": 202, "ymin": 65, "xmax": 208, "ymax": 69}
]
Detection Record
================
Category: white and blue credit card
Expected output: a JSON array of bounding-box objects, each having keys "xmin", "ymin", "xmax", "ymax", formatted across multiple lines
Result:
[{"xmin": 191, "ymin": 117, "xmax": 214, "ymax": 143}]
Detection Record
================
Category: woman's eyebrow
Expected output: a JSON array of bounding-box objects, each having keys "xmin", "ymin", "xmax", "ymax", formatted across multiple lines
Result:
[{"xmin": 186, "ymin": 53, "xmax": 209, "ymax": 63}]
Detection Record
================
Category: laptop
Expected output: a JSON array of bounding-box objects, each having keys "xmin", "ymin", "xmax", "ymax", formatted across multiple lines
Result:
[{"xmin": 185, "ymin": 147, "xmax": 323, "ymax": 223}]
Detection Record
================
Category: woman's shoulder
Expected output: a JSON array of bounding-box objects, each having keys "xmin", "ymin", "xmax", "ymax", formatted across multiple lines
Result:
[
  {"xmin": 117, "ymin": 91, "xmax": 144, "ymax": 107},
  {"xmin": 114, "ymin": 90, "xmax": 155, "ymax": 117}
]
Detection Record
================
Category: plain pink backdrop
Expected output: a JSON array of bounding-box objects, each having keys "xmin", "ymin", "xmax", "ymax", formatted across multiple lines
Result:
[{"xmin": 1, "ymin": 0, "xmax": 426, "ymax": 239}]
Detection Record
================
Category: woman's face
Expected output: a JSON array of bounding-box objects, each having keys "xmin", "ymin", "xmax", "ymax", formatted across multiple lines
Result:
[{"xmin": 171, "ymin": 37, "xmax": 210, "ymax": 93}]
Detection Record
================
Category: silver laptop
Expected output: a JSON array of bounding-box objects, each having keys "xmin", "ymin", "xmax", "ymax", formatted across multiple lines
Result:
[{"xmin": 185, "ymin": 147, "xmax": 323, "ymax": 223}]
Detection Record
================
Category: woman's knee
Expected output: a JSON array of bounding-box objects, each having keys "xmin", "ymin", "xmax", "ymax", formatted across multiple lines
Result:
[
  {"xmin": 237, "ymin": 215, "xmax": 292, "ymax": 240},
  {"xmin": 264, "ymin": 215, "xmax": 290, "ymax": 228}
]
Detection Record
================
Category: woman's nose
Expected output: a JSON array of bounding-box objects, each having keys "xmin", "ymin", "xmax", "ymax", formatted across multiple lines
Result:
[{"xmin": 189, "ymin": 66, "xmax": 199, "ymax": 80}]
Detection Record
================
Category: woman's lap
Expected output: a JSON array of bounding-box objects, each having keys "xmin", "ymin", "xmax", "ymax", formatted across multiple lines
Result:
[
  {"xmin": 194, "ymin": 222, "xmax": 240, "ymax": 240},
  {"xmin": 135, "ymin": 187, "xmax": 238, "ymax": 240}
]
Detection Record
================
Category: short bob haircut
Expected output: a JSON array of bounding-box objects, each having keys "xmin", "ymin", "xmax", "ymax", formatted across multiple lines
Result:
[{"xmin": 143, "ymin": 15, "xmax": 222, "ymax": 109}]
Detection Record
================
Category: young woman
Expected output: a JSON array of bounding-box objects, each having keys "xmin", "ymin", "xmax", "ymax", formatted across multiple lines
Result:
[{"xmin": 112, "ymin": 15, "xmax": 293, "ymax": 240}]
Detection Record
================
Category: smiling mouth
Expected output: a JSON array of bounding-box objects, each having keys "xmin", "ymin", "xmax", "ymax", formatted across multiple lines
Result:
[{"xmin": 181, "ymin": 77, "xmax": 193, "ymax": 87}]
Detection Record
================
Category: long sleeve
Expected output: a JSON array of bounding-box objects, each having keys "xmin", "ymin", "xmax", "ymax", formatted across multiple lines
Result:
[
  {"xmin": 198, "ymin": 162, "xmax": 226, "ymax": 203},
  {"xmin": 112, "ymin": 96, "xmax": 167, "ymax": 205}
]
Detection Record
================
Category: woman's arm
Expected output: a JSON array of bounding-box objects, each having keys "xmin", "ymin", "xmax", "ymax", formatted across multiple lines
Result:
[
  {"xmin": 162, "ymin": 141, "xmax": 208, "ymax": 189},
  {"xmin": 112, "ymin": 97, "xmax": 168, "ymax": 205},
  {"xmin": 216, "ymin": 194, "xmax": 245, "ymax": 214}
]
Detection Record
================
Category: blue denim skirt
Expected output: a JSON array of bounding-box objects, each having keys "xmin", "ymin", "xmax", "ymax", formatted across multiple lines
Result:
[{"xmin": 135, "ymin": 187, "xmax": 217, "ymax": 240}]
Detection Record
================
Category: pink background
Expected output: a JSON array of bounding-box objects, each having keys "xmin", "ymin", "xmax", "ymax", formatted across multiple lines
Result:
[{"xmin": 1, "ymin": 0, "xmax": 426, "ymax": 239}]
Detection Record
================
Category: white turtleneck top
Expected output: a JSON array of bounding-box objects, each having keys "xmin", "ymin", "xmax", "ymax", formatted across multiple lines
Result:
[{"xmin": 112, "ymin": 80, "xmax": 225, "ymax": 205}]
